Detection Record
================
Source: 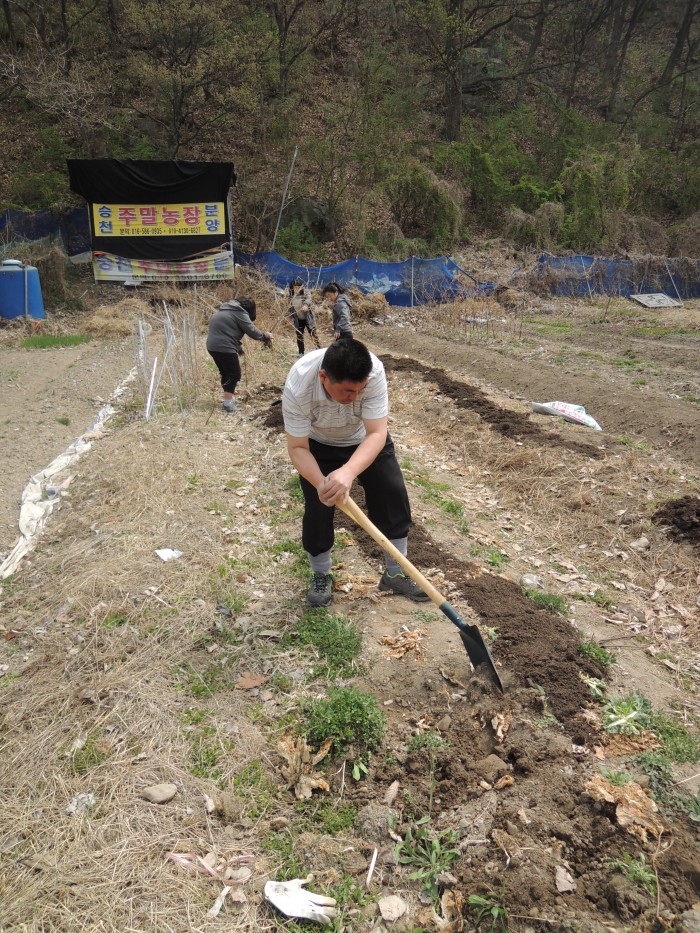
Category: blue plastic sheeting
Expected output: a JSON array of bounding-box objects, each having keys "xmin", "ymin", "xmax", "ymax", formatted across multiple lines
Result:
[
  {"xmin": 537, "ymin": 254, "xmax": 700, "ymax": 299},
  {"xmin": 233, "ymin": 249, "xmax": 493, "ymax": 306},
  {"xmin": 0, "ymin": 208, "xmax": 91, "ymax": 256}
]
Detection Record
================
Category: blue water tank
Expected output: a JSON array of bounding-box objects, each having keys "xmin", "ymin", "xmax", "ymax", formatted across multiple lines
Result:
[{"xmin": 0, "ymin": 259, "xmax": 45, "ymax": 320}]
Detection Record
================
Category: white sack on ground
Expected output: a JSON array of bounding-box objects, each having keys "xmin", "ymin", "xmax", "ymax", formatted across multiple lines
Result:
[{"xmin": 531, "ymin": 400, "xmax": 602, "ymax": 431}]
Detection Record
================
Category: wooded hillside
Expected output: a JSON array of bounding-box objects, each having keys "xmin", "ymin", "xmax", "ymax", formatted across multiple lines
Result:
[{"xmin": 0, "ymin": 0, "xmax": 698, "ymax": 257}]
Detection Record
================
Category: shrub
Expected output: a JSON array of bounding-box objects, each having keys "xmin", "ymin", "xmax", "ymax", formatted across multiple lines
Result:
[
  {"xmin": 300, "ymin": 686, "xmax": 386, "ymax": 757},
  {"xmin": 385, "ymin": 166, "xmax": 459, "ymax": 249},
  {"xmin": 275, "ymin": 220, "xmax": 324, "ymax": 263},
  {"xmin": 560, "ymin": 145, "xmax": 635, "ymax": 250}
]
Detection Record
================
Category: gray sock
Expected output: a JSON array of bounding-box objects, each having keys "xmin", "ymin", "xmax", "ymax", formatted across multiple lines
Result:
[
  {"xmin": 384, "ymin": 537, "xmax": 408, "ymax": 576},
  {"xmin": 308, "ymin": 549, "xmax": 332, "ymax": 575}
]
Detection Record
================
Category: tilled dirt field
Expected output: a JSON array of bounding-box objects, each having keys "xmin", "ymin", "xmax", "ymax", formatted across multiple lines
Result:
[{"xmin": 0, "ymin": 290, "xmax": 698, "ymax": 932}]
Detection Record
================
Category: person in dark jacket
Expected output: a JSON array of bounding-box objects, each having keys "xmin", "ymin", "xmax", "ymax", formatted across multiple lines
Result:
[
  {"xmin": 287, "ymin": 277, "xmax": 320, "ymax": 358},
  {"xmin": 321, "ymin": 283, "xmax": 353, "ymax": 340},
  {"xmin": 206, "ymin": 298, "xmax": 273, "ymax": 412}
]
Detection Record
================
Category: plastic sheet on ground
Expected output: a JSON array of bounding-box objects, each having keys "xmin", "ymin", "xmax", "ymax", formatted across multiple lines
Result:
[{"xmin": 0, "ymin": 371, "xmax": 135, "ymax": 582}]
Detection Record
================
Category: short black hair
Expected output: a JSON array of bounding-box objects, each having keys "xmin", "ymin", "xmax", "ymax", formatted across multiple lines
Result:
[
  {"xmin": 321, "ymin": 338, "xmax": 372, "ymax": 383},
  {"xmin": 237, "ymin": 297, "xmax": 256, "ymax": 320},
  {"xmin": 322, "ymin": 281, "xmax": 343, "ymax": 296}
]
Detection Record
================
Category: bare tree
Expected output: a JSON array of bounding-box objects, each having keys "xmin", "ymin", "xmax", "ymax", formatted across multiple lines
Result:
[
  {"xmin": 252, "ymin": 0, "xmax": 353, "ymax": 97},
  {"xmin": 660, "ymin": 0, "xmax": 698, "ymax": 86},
  {"xmin": 602, "ymin": 0, "xmax": 651, "ymax": 117},
  {"xmin": 402, "ymin": 0, "xmax": 541, "ymax": 141}
]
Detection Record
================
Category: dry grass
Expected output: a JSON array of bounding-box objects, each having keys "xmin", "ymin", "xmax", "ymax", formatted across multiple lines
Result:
[
  {"xmin": 0, "ymin": 379, "xmax": 306, "ymax": 930},
  {"xmin": 84, "ymin": 296, "xmax": 153, "ymax": 337}
]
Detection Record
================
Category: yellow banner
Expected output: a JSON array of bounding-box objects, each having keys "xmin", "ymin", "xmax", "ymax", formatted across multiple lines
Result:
[
  {"xmin": 92, "ymin": 202, "xmax": 226, "ymax": 237},
  {"xmin": 92, "ymin": 251, "xmax": 234, "ymax": 282}
]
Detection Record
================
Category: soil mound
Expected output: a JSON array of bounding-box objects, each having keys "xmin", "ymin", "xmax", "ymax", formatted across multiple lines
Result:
[{"xmin": 653, "ymin": 495, "xmax": 700, "ymax": 547}]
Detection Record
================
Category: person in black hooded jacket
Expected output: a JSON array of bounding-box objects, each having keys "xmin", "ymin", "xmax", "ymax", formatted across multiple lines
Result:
[{"xmin": 206, "ymin": 298, "xmax": 273, "ymax": 412}]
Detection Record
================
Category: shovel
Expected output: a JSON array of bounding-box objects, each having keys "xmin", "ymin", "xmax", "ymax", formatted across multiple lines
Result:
[{"xmin": 337, "ymin": 496, "xmax": 504, "ymax": 693}]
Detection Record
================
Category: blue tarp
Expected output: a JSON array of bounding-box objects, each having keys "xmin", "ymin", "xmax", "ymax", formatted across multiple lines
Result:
[
  {"xmin": 536, "ymin": 254, "xmax": 700, "ymax": 299},
  {"xmin": 4, "ymin": 209, "xmax": 698, "ymax": 302},
  {"xmin": 0, "ymin": 208, "xmax": 91, "ymax": 256},
  {"xmin": 233, "ymin": 249, "xmax": 493, "ymax": 307}
]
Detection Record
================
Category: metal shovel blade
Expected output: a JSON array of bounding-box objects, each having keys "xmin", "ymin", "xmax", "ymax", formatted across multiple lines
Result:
[
  {"xmin": 458, "ymin": 626, "xmax": 504, "ymax": 693},
  {"xmin": 439, "ymin": 601, "xmax": 504, "ymax": 693}
]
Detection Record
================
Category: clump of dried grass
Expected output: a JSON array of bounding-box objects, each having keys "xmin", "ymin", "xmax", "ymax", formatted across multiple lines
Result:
[
  {"xmin": 0, "ymin": 374, "xmax": 313, "ymax": 929},
  {"xmin": 33, "ymin": 243, "xmax": 69, "ymax": 300},
  {"xmin": 347, "ymin": 289, "xmax": 389, "ymax": 322},
  {"xmin": 83, "ymin": 296, "xmax": 152, "ymax": 337}
]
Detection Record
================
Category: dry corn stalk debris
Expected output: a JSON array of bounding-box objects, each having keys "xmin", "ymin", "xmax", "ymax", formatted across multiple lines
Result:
[
  {"xmin": 380, "ymin": 628, "xmax": 426, "ymax": 659},
  {"xmin": 585, "ymin": 774, "xmax": 663, "ymax": 841},
  {"xmin": 278, "ymin": 734, "xmax": 333, "ymax": 799}
]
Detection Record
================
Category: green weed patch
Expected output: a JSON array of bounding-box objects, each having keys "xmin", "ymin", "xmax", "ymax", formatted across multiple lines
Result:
[
  {"xmin": 285, "ymin": 608, "xmax": 362, "ymax": 677},
  {"xmin": 523, "ymin": 588, "xmax": 568, "ymax": 616},
  {"xmin": 20, "ymin": 334, "xmax": 91, "ymax": 349},
  {"xmin": 300, "ymin": 686, "xmax": 386, "ymax": 757}
]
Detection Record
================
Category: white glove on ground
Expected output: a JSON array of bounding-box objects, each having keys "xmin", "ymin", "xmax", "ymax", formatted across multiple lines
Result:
[{"xmin": 264, "ymin": 876, "xmax": 338, "ymax": 925}]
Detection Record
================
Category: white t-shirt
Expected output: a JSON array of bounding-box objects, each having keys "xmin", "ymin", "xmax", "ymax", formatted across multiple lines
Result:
[{"xmin": 282, "ymin": 348, "xmax": 388, "ymax": 446}]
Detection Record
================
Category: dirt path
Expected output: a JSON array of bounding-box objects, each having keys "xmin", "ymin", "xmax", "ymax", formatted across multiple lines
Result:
[{"xmin": 0, "ymin": 339, "xmax": 134, "ymax": 560}]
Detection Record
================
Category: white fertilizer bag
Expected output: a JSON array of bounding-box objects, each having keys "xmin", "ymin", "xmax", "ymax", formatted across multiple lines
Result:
[{"xmin": 531, "ymin": 401, "xmax": 602, "ymax": 431}]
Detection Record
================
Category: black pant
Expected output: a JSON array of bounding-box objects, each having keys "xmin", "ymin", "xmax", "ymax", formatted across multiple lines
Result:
[
  {"xmin": 291, "ymin": 314, "xmax": 318, "ymax": 354},
  {"xmin": 209, "ymin": 350, "xmax": 241, "ymax": 394},
  {"xmin": 300, "ymin": 436, "xmax": 411, "ymax": 556}
]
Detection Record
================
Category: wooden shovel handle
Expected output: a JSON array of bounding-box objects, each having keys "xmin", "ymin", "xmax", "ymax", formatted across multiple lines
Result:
[{"xmin": 336, "ymin": 496, "xmax": 445, "ymax": 607}]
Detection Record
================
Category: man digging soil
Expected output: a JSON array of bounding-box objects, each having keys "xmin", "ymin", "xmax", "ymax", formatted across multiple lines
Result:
[{"xmin": 282, "ymin": 338, "xmax": 429, "ymax": 606}]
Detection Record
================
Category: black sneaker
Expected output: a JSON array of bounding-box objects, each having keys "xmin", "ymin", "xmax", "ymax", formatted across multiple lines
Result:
[
  {"xmin": 378, "ymin": 570, "xmax": 430, "ymax": 602},
  {"xmin": 307, "ymin": 572, "xmax": 333, "ymax": 607}
]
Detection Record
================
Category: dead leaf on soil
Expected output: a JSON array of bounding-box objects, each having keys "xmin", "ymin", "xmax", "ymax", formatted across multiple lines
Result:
[
  {"xmin": 585, "ymin": 774, "xmax": 662, "ymax": 841},
  {"xmin": 491, "ymin": 712, "xmax": 512, "ymax": 742},
  {"xmin": 602, "ymin": 731, "xmax": 661, "ymax": 756},
  {"xmin": 384, "ymin": 779, "xmax": 400, "ymax": 806},
  {"xmin": 338, "ymin": 575, "xmax": 380, "ymax": 599},
  {"xmin": 380, "ymin": 628, "xmax": 426, "ymax": 659},
  {"xmin": 277, "ymin": 734, "xmax": 332, "ymax": 800},
  {"xmin": 410, "ymin": 715, "xmax": 435, "ymax": 733},
  {"xmin": 493, "ymin": 774, "xmax": 514, "ymax": 790},
  {"xmin": 234, "ymin": 671, "xmax": 266, "ymax": 690},
  {"xmin": 428, "ymin": 889, "xmax": 465, "ymax": 931}
]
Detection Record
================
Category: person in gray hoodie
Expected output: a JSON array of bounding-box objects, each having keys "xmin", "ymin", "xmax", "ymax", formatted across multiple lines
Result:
[
  {"xmin": 321, "ymin": 283, "xmax": 353, "ymax": 340},
  {"xmin": 206, "ymin": 298, "xmax": 273, "ymax": 412}
]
